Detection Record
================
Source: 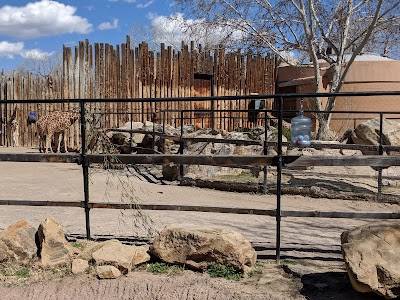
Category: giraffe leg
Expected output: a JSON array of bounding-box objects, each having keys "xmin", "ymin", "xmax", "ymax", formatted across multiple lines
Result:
[
  {"xmin": 63, "ymin": 132, "xmax": 69, "ymax": 153},
  {"xmin": 38, "ymin": 133, "xmax": 42, "ymax": 152},
  {"xmin": 56, "ymin": 133, "xmax": 62, "ymax": 153},
  {"xmin": 45, "ymin": 133, "xmax": 53, "ymax": 153},
  {"xmin": 6, "ymin": 127, "xmax": 11, "ymax": 147},
  {"xmin": 13, "ymin": 128, "xmax": 19, "ymax": 147},
  {"xmin": 39, "ymin": 132, "xmax": 45, "ymax": 153}
]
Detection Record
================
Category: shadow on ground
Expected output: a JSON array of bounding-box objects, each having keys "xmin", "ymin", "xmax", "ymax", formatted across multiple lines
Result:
[{"xmin": 300, "ymin": 271, "xmax": 383, "ymax": 300}]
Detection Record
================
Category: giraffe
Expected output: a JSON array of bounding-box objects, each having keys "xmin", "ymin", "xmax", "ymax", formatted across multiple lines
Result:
[
  {"xmin": 36, "ymin": 114, "xmax": 53, "ymax": 153},
  {"xmin": 37, "ymin": 108, "xmax": 80, "ymax": 153},
  {"xmin": 4, "ymin": 105, "xmax": 19, "ymax": 147},
  {"xmin": 7, "ymin": 119, "xmax": 19, "ymax": 147}
]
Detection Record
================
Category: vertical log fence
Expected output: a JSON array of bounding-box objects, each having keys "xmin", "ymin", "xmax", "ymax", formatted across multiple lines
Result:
[{"xmin": 0, "ymin": 36, "xmax": 276, "ymax": 148}]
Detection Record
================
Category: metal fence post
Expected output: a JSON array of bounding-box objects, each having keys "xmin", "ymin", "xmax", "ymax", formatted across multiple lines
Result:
[
  {"xmin": 263, "ymin": 110, "xmax": 269, "ymax": 194},
  {"xmin": 162, "ymin": 111, "xmax": 165, "ymax": 133},
  {"xmin": 130, "ymin": 112, "xmax": 133, "ymax": 148},
  {"xmin": 80, "ymin": 100, "xmax": 91, "ymax": 239},
  {"xmin": 378, "ymin": 113, "xmax": 383, "ymax": 201},
  {"xmin": 179, "ymin": 110, "xmax": 184, "ymax": 179},
  {"xmin": 276, "ymin": 97, "xmax": 283, "ymax": 264}
]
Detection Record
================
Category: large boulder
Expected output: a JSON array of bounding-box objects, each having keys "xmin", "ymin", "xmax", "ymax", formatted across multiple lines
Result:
[
  {"xmin": 0, "ymin": 220, "xmax": 37, "ymax": 262},
  {"xmin": 143, "ymin": 121, "xmax": 163, "ymax": 132},
  {"xmin": 341, "ymin": 221, "xmax": 400, "ymax": 299},
  {"xmin": 150, "ymin": 224, "xmax": 257, "ymax": 273},
  {"xmin": 38, "ymin": 217, "xmax": 78, "ymax": 267},
  {"xmin": 122, "ymin": 121, "xmax": 144, "ymax": 131},
  {"xmin": 183, "ymin": 141, "xmax": 243, "ymax": 178},
  {"xmin": 350, "ymin": 118, "xmax": 400, "ymax": 155},
  {"xmin": 138, "ymin": 133, "xmax": 164, "ymax": 153},
  {"xmin": 111, "ymin": 132, "xmax": 128, "ymax": 145}
]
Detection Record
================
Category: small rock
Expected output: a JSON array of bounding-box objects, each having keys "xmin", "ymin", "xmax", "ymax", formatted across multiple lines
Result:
[
  {"xmin": 132, "ymin": 245, "xmax": 150, "ymax": 266},
  {"xmin": 96, "ymin": 265, "xmax": 122, "ymax": 279},
  {"xmin": 72, "ymin": 259, "xmax": 89, "ymax": 274},
  {"xmin": 92, "ymin": 240, "xmax": 147, "ymax": 274}
]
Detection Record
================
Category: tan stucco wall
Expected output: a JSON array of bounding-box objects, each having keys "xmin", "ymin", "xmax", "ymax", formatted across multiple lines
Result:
[
  {"xmin": 344, "ymin": 61, "xmax": 400, "ymax": 83},
  {"xmin": 277, "ymin": 60, "xmax": 400, "ymax": 135}
]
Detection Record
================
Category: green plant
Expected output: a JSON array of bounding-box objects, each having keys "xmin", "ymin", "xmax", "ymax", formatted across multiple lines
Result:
[
  {"xmin": 282, "ymin": 127, "xmax": 291, "ymax": 141},
  {"xmin": 143, "ymin": 262, "xmax": 184, "ymax": 275},
  {"xmin": 248, "ymin": 263, "xmax": 264, "ymax": 277},
  {"xmin": 281, "ymin": 259, "xmax": 297, "ymax": 265},
  {"xmin": 207, "ymin": 263, "xmax": 242, "ymax": 281},
  {"xmin": 15, "ymin": 267, "xmax": 30, "ymax": 278},
  {"xmin": 72, "ymin": 241, "xmax": 85, "ymax": 250},
  {"xmin": 277, "ymin": 259, "xmax": 297, "ymax": 269},
  {"xmin": 51, "ymin": 264, "xmax": 71, "ymax": 277},
  {"xmin": 147, "ymin": 262, "xmax": 170, "ymax": 274},
  {"xmin": 247, "ymin": 128, "xmax": 263, "ymax": 140}
]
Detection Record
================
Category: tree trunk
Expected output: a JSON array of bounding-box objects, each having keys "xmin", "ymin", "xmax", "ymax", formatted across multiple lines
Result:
[{"xmin": 316, "ymin": 114, "xmax": 336, "ymax": 140}]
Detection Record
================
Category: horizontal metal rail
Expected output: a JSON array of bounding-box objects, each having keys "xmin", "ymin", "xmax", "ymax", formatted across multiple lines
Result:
[
  {"xmin": 1, "ymin": 90, "xmax": 399, "ymax": 104},
  {"xmin": 0, "ymin": 199, "xmax": 399, "ymax": 219},
  {"xmin": 0, "ymin": 153, "xmax": 399, "ymax": 167},
  {"xmin": 104, "ymin": 128, "xmax": 400, "ymax": 152}
]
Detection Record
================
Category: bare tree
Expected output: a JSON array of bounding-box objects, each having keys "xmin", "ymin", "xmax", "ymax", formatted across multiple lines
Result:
[
  {"xmin": 131, "ymin": 14, "xmax": 242, "ymax": 52},
  {"xmin": 17, "ymin": 51, "xmax": 62, "ymax": 78},
  {"xmin": 175, "ymin": 0, "xmax": 400, "ymax": 139}
]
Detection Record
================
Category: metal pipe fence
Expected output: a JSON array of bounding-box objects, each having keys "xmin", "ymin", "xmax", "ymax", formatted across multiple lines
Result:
[{"xmin": 0, "ymin": 90, "xmax": 400, "ymax": 263}]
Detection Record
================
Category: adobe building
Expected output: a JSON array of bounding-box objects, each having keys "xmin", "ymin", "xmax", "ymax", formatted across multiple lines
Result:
[{"xmin": 276, "ymin": 54, "xmax": 400, "ymax": 135}]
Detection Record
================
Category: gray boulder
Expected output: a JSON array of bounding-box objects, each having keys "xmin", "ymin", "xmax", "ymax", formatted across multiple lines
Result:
[{"xmin": 341, "ymin": 221, "xmax": 400, "ymax": 299}]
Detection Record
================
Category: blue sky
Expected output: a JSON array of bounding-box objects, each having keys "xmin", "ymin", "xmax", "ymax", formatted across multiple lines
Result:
[{"xmin": 0, "ymin": 0, "xmax": 177, "ymax": 71}]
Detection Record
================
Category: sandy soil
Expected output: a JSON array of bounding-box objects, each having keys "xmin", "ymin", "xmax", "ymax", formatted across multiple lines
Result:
[{"xmin": 0, "ymin": 146, "xmax": 398, "ymax": 299}]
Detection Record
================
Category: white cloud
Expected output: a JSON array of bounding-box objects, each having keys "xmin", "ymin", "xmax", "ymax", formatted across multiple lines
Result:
[
  {"xmin": 148, "ymin": 13, "xmax": 244, "ymax": 49},
  {"xmin": 137, "ymin": 1, "xmax": 154, "ymax": 8},
  {"xmin": 0, "ymin": 41, "xmax": 24, "ymax": 58},
  {"xmin": 98, "ymin": 19, "xmax": 119, "ymax": 30},
  {"xmin": 0, "ymin": 40, "xmax": 54, "ymax": 61},
  {"xmin": 0, "ymin": 1, "xmax": 93, "ymax": 40},
  {"xmin": 21, "ymin": 49, "xmax": 54, "ymax": 60}
]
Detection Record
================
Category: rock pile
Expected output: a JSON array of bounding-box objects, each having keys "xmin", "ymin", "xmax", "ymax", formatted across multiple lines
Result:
[{"xmin": 0, "ymin": 217, "xmax": 257, "ymax": 280}]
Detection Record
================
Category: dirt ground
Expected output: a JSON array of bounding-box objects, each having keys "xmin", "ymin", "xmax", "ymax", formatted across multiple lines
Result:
[{"xmin": 0, "ymin": 146, "xmax": 399, "ymax": 299}]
